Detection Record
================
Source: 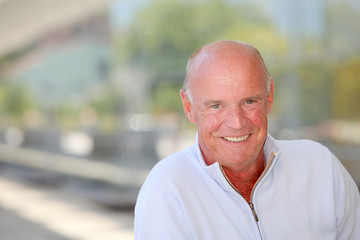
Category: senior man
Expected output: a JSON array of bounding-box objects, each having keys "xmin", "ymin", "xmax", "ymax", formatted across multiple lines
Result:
[{"xmin": 134, "ymin": 40, "xmax": 360, "ymax": 239}]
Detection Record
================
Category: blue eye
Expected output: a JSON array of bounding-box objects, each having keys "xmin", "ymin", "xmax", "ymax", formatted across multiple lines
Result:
[
  {"xmin": 211, "ymin": 104, "xmax": 220, "ymax": 109},
  {"xmin": 246, "ymin": 100, "xmax": 256, "ymax": 104}
]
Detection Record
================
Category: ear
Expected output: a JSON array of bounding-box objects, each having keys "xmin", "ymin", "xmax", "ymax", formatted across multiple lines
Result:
[
  {"xmin": 267, "ymin": 78, "xmax": 275, "ymax": 114},
  {"xmin": 180, "ymin": 89, "xmax": 196, "ymax": 123}
]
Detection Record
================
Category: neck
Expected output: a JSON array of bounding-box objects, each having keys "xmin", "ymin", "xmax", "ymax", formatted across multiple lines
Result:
[{"xmin": 222, "ymin": 153, "xmax": 266, "ymax": 203}]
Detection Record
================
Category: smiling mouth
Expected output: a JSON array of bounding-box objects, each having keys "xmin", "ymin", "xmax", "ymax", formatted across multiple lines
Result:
[{"xmin": 223, "ymin": 135, "xmax": 249, "ymax": 143}]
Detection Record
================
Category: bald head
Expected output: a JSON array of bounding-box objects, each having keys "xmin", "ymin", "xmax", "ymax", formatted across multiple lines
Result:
[{"xmin": 183, "ymin": 40, "xmax": 272, "ymax": 103}]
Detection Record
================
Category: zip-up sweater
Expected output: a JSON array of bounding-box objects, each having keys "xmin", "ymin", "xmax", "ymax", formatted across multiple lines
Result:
[{"xmin": 134, "ymin": 135, "xmax": 360, "ymax": 239}]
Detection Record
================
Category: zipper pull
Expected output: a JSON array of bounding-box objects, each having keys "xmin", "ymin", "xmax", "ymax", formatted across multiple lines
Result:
[{"xmin": 249, "ymin": 203, "xmax": 259, "ymax": 222}]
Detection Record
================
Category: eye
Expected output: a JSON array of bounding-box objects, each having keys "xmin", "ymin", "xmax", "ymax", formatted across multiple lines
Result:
[
  {"xmin": 245, "ymin": 99, "xmax": 256, "ymax": 105},
  {"xmin": 211, "ymin": 104, "xmax": 221, "ymax": 109}
]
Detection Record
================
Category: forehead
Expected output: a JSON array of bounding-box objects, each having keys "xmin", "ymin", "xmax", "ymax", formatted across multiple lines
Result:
[{"xmin": 191, "ymin": 52, "xmax": 267, "ymax": 99}]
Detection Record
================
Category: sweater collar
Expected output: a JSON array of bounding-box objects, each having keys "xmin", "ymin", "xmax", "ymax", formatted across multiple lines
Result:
[
  {"xmin": 195, "ymin": 134, "xmax": 280, "ymax": 177},
  {"xmin": 263, "ymin": 134, "xmax": 281, "ymax": 164}
]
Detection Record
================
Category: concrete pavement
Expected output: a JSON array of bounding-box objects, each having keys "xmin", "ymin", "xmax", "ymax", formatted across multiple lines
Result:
[{"xmin": 0, "ymin": 175, "xmax": 134, "ymax": 240}]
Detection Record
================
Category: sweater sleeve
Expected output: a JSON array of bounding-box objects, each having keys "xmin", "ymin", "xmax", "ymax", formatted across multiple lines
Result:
[
  {"xmin": 134, "ymin": 183, "xmax": 192, "ymax": 240},
  {"xmin": 331, "ymin": 153, "xmax": 360, "ymax": 239}
]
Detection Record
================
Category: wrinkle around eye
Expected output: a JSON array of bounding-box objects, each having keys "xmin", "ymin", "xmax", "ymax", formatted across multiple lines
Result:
[{"xmin": 202, "ymin": 104, "xmax": 223, "ymax": 115}]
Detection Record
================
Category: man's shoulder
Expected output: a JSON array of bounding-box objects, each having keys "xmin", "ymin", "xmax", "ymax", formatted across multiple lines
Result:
[
  {"xmin": 143, "ymin": 144, "xmax": 200, "ymax": 186},
  {"xmin": 277, "ymin": 138, "xmax": 327, "ymax": 150},
  {"xmin": 275, "ymin": 137, "xmax": 333, "ymax": 162},
  {"xmin": 159, "ymin": 145, "xmax": 198, "ymax": 169}
]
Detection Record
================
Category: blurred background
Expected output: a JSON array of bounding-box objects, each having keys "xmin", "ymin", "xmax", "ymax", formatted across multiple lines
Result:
[{"xmin": 0, "ymin": 0, "xmax": 359, "ymax": 239}]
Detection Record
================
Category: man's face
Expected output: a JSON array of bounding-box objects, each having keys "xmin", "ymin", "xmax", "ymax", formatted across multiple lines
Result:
[{"xmin": 181, "ymin": 52, "xmax": 274, "ymax": 171}]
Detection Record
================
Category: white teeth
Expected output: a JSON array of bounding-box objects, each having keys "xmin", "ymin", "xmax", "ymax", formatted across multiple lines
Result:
[{"xmin": 223, "ymin": 135, "xmax": 249, "ymax": 143}]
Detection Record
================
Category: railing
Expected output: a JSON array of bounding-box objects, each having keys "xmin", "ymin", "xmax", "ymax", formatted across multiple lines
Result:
[{"xmin": 0, "ymin": 144, "xmax": 149, "ymax": 188}]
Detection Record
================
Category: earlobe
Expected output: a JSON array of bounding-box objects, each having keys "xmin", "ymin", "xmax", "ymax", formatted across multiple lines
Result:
[{"xmin": 180, "ymin": 89, "xmax": 196, "ymax": 123}]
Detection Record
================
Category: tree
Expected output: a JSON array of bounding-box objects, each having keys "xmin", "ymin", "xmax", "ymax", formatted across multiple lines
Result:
[
  {"xmin": 114, "ymin": 0, "xmax": 287, "ymax": 113},
  {"xmin": 0, "ymin": 82, "xmax": 36, "ymax": 125},
  {"xmin": 320, "ymin": 2, "xmax": 360, "ymax": 120},
  {"xmin": 331, "ymin": 57, "xmax": 360, "ymax": 120}
]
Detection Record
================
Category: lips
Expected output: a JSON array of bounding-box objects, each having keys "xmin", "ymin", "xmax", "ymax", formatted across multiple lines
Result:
[{"xmin": 222, "ymin": 135, "xmax": 249, "ymax": 143}]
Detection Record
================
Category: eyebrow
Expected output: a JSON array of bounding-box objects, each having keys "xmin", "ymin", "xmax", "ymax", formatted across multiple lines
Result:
[
  {"xmin": 203, "ymin": 99, "xmax": 223, "ymax": 107},
  {"xmin": 246, "ymin": 94, "xmax": 264, "ymax": 100},
  {"xmin": 202, "ymin": 94, "xmax": 264, "ymax": 106}
]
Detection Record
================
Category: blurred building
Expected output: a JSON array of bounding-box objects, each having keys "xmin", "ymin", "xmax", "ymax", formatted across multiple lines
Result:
[
  {"xmin": 0, "ymin": 0, "xmax": 111, "ymax": 56},
  {"xmin": 0, "ymin": 0, "xmax": 111, "ymax": 108}
]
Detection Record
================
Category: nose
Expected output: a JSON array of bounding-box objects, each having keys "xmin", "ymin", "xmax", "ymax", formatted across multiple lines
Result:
[{"xmin": 225, "ymin": 106, "xmax": 248, "ymax": 129}]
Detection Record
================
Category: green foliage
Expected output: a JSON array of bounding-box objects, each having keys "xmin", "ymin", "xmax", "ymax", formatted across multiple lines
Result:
[
  {"xmin": 150, "ymin": 84, "xmax": 183, "ymax": 113},
  {"xmin": 0, "ymin": 82, "xmax": 36, "ymax": 122},
  {"xmin": 89, "ymin": 90, "xmax": 122, "ymax": 116},
  {"xmin": 324, "ymin": 3, "xmax": 360, "ymax": 54},
  {"xmin": 116, "ymin": 0, "xmax": 286, "ymax": 69},
  {"xmin": 294, "ymin": 55, "xmax": 360, "ymax": 125},
  {"xmin": 54, "ymin": 102, "xmax": 80, "ymax": 129},
  {"xmin": 298, "ymin": 63, "xmax": 332, "ymax": 125},
  {"xmin": 118, "ymin": 0, "xmax": 285, "ymax": 63},
  {"xmin": 296, "ymin": 0, "xmax": 360, "ymax": 124},
  {"xmin": 114, "ymin": 0, "xmax": 287, "ymax": 115},
  {"xmin": 331, "ymin": 57, "xmax": 360, "ymax": 120},
  {"xmin": 52, "ymin": 89, "xmax": 124, "ymax": 131}
]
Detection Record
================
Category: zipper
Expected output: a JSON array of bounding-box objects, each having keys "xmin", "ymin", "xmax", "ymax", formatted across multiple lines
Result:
[
  {"xmin": 249, "ymin": 203, "xmax": 259, "ymax": 222},
  {"xmin": 220, "ymin": 152, "xmax": 277, "ymax": 222},
  {"xmin": 250, "ymin": 151, "xmax": 276, "ymax": 201}
]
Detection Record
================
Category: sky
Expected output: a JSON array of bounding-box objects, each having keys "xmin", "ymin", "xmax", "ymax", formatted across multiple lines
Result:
[
  {"xmin": 109, "ymin": 0, "xmax": 326, "ymax": 38},
  {"xmin": 109, "ymin": 0, "xmax": 150, "ymax": 29}
]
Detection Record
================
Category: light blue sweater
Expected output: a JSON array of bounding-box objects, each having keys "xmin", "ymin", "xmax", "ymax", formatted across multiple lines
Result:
[{"xmin": 135, "ymin": 135, "xmax": 360, "ymax": 239}]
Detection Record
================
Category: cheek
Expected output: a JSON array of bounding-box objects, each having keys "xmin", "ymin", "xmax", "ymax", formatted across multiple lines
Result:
[
  {"xmin": 199, "ymin": 115, "xmax": 222, "ymax": 133},
  {"xmin": 247, "ymin": 109, "xmax": 267, "ymax": 127}
]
